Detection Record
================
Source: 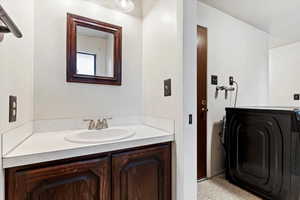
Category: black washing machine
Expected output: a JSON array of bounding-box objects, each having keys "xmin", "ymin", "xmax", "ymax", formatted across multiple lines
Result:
[{"xmin": 225, "ymin": 107, "xmax": 300, "ymax": 200}]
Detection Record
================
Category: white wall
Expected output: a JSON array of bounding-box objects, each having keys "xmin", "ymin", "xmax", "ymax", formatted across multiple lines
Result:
[
  {"xmin": 269, "ymin": 42, "xmax": 300, "ymax": 107},
  {"xmin": 197, "ymin": 2, "xmax": 269, "ymax": 176},
  {"xmin": 0, "ymin": 0, "xmax": 34, "ymax": 199},
  {"xmin": 0, "ymin": 0, "xmax": 34, "ymax": 135},
  {"xmin": 34, "ymin": 0, "xmax": 143, "ymax": 120},
  {"xmin": 142, "ymin": 0, "xmax": 178, "ymax": 119}
]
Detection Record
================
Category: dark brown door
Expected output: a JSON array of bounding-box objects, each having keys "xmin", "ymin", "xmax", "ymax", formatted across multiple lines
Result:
[
  {"xmin": 112, "ymin": 144, "xmax": 171, "ymax": 200},
  {"xmin": 197, "ymin": 25, "xmax": 208, "ymax": 180},
  {"xmin": 6, "ymin": 157, "xmax": 110, "ymax": 200}
]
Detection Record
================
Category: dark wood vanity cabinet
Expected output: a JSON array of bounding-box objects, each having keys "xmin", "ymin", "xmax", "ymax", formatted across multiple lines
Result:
[
  {"xmin": 6, "ymin": 157, "xmax": 111, "ymax": 200},
  {"xmin": 5, "ymin": 143, "xmax": 171, "ymax": 200},
  {"xmin": 112, "ymin": 145, "xmax": 171, "ymax": 200}
]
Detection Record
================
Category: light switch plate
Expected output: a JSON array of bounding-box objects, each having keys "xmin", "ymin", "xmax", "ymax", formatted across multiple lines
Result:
[
  {"xmin": 9, "ymin": 96, "xmax": 17, "ymax": 123},
  {"xmin": 189, "ymin": 114, "xmax": 193, "ymax": 124},
  {"xmin": 211, "ymin": 75, "xmax": 218, "ymax": 85},
  {"xmin": 164, "ymin": 79, "xmax": 171, "ymax": 97},
  {"xmin": 229, "ymin": 76, "xmax": 234, "ymax": 85}
]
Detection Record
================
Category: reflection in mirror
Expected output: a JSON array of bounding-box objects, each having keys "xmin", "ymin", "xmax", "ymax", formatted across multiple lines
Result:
[{"xmin": 76, "ymin": 26, "xmax": 114, "ymax": 77}]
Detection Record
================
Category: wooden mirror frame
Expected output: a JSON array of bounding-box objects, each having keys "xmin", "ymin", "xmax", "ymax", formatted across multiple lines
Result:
[{"xmin": 67, "ymin": 13, "xmax": 122, "ymax": 85}]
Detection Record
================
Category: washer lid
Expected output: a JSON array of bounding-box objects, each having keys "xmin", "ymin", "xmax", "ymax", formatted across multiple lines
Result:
[{"xmin": 227, "ymin": 106, "xmax": 300, "ymax": 111}]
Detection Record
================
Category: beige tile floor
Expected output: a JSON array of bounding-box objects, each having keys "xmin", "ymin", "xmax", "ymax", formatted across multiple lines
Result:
[{"xmin": 198, "ymin": 176, "xmax": 262, "ymax": 200}]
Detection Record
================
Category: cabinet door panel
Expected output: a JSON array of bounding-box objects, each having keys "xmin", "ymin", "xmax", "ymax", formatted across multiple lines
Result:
[
  {"xmin": 226, "ymin": 113, "xmax": 283, "ymax": 198},
  {"xmin": 112, "ymin": 144, "xmax": 171, "ymax": 200},
  {"xmin": 7, "ymin": 157, "xmax": 110, "ymax": 200}
]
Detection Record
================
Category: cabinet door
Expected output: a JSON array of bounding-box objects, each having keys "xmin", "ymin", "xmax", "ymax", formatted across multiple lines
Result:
[
  {"xmin": 6, "ymin": 157, "xmax": 110, "ymax": 200},
  {"xmin": 226, "ymin": 112, "xmax": 283, "ymax": 199},
  {"xmin": 112, "ymin": 144, "xmax": 171, "ymax": 200}
]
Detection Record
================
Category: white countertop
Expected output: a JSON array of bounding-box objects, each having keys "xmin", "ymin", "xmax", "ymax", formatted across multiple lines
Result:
[{"xmin": 3, "ymin": 125, "xmax": 174, "ymax": 168}]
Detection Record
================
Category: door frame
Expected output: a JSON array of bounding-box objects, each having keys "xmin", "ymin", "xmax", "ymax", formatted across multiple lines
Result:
[{"xmin": 197, "ymin": 25, "xmax": 208, "ymax": 180}]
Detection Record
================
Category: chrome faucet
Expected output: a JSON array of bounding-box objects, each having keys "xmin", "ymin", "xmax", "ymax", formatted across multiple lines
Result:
[{"xmin": 84, "ymin": 118, "xmax": 112, "ymax": 130}]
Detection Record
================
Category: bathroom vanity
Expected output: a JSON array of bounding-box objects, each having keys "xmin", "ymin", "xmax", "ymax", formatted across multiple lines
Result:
[
  {"xmin": 3, "ymin": 125, "xmax": 173, "ymax": 200},
  {"xmin": 6, "ymin": 143, "xmax": 171, "ymax": 200}
]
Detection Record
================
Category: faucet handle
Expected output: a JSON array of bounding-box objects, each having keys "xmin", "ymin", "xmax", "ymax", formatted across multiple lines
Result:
[
  {"xmin": 83, "ymin": 119, "xmax": 96, "ymax": 130},
  {"xmin": 101, "ymin": 117, "xmax": 112, "ymax": 129}
]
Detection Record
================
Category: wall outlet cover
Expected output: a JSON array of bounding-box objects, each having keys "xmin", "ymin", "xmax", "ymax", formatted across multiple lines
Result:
[{"xmin": 164, "ymin": 79, "xmax": 171, "ymax": 97}]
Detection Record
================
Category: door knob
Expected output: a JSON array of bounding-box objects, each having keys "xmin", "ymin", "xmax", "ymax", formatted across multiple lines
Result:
[{"xmin": 201, "ymin": 108, "xmax": 208, "ymax": 112}]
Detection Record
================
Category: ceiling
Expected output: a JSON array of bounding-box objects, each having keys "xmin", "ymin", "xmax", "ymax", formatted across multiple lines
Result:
[
  {"xmin": 87, "ymin": 0, "xmax": 143, "ymax": 17},
  {"xmin": 199, "ymin": 0, "xmax": 300, "ymax": 48}
]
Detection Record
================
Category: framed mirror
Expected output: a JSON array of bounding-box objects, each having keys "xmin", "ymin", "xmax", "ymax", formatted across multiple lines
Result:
[{"xmin": 67, "ymin": 13, "xmax": 122, "ymax": 85}]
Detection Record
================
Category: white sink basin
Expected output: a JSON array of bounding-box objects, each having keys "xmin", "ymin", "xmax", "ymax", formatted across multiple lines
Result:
[{"xmin": 65, "ymin": 128, "xmax": 135, "ymax": 144}]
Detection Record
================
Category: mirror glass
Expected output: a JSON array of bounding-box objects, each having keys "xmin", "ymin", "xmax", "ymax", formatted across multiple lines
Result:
[{"xmin": 76, "ymin": 26, "xmax": 114, "ymax": 77}]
